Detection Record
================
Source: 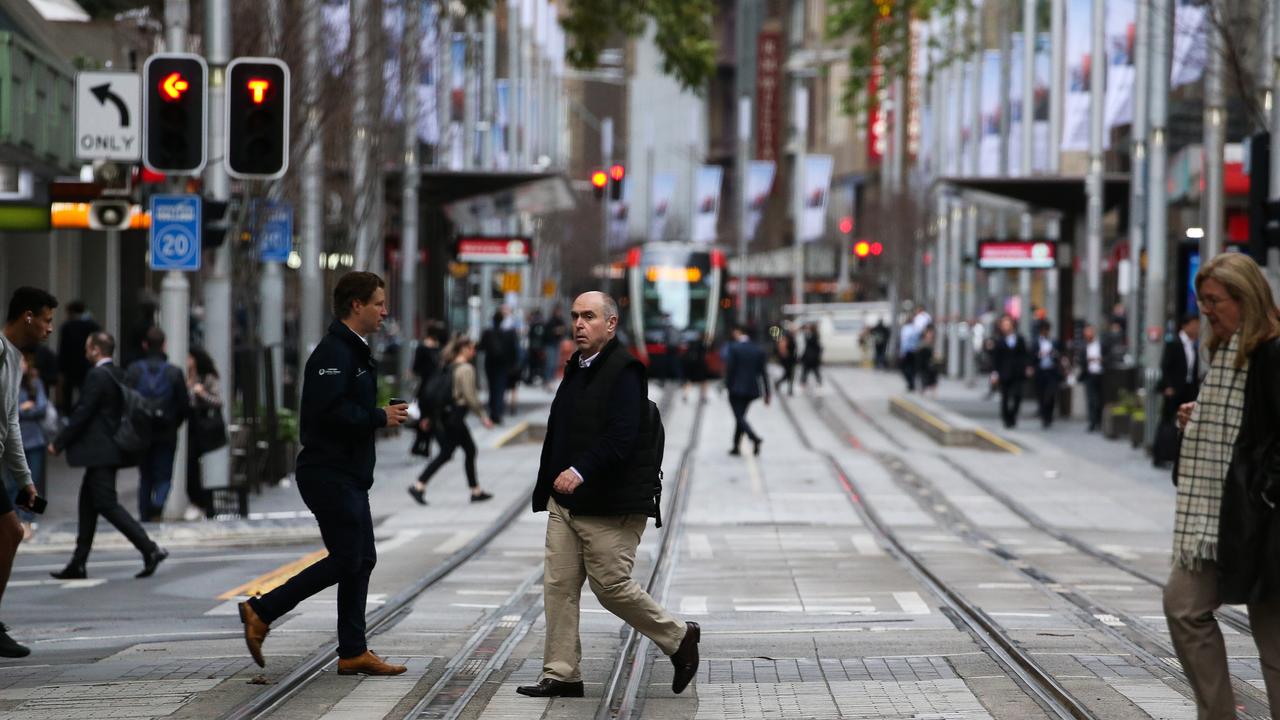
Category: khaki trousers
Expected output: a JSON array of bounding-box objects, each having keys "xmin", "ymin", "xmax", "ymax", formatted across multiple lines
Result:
[
  {"xmin": 541, "ymin": 497, "xmax": 687, "ymax": 682},
  {"xmin": 1163, "ymin": 562, "xmax": 1280, "ymax": 720}
]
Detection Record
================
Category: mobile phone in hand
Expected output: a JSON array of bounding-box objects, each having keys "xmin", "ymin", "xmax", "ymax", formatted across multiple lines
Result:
[
  {"xmin": 29, "ymin": 495, "xmax": 47, "ymax": 514},
  {"xmin": 389, "ymin": 398, "xmax": 408, "ymax": 406}
]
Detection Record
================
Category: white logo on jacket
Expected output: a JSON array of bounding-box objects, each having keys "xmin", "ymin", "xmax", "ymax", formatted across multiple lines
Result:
[{"xmin": 318, "ymin": 368, "xmax": 341, "ymax": 376}]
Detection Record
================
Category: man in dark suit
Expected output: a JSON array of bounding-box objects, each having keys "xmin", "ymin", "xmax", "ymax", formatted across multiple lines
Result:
[
  {"xmin": 1076, "ymin": 324, "xmax": 1106, "ymax": 432},
  {"xmin": 1154, "ymin": 314, "xmax": 1201, "ymax": 466},
  {"xmin": 991, "ymin": 315, "xmax": 1031, "ymax": 429},
  {"xmin": 1032, "ymin": 321, "xmax": 1066, "ymax": 428},
  {"xmin": 56, "ymin": 300, "xmax": 99, "ymax": 415},
  {"xmin": 725, "ymin": 325, "xmax": 771, "ymax": 456},
  {"xmin": 48, "ymin": 331, "xmax": 166, "ymax": 580},
  {"xmin": 479, "ymin": 310, "xmax": 517, "ymax": 423}
]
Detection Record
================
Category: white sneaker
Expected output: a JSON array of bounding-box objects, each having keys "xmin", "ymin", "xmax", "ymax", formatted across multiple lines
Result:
[{"xmin": 183, "ymin": 506, "xmax": 204, "ymax": 521}]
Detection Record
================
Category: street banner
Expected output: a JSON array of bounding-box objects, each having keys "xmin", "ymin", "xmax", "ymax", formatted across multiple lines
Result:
[
  {"xmin": 959, "ymin": 56, "xmax": 974, "ymax": 173},
  {"xmin": 1009, "ymin": 32, "xmax": 1025, "ymax": 173},
  {"xmin": 609, "ymin": 183, "xmax": 630, "ymax": 250},
  {"xmin": 649, "ymin": 173, "xmax": 677, "ymax": 243},
  {"xmin": 798, "ymin": 155, "xmax": 833, "ymax": 243},
  {"xmin": 1103, "ymin": 0, "xmax": 1136, "ymax": 135},
  {"xmin": 691, "ymin": 165, "xmax": 724, "ymax": 245},
  {"xmin": 1033, "ymin": 32, "xmax": 1051, "ymax": 172},
  {"xmin": 417, "ymin": 1, "xmax": 440, "ymax": 145},
  {"xmin": 979, "ymin": 50, "xmax": 1001, "ymax": 177},
  {"xmin": 1061, "ymin": 0, "xmax": 1091, "ymax": 152},
  {"xmin": 908, "ymin": 20, "xmax": 928, "ymax": 160},
  {"xmin": 495, "ymin": 79, "xmax": 511, "ymax": 168},
  {"xmin": 322, "ymin": 1, "xmax": 350, "ymax": 75},
  {"xmin": 1171, "ymin": 0, "xmax": 1209, "ymax": 88},
  {"xmin": 756, "ymin": 32, "xmax": 783, "ymax": 162},
  {"xmin": 744, "ymin": 160, "xmax": 776, "ymax": 243},
  {"xmin": 449, "ymin": 33, "xmax": 466, "ymax": 169}
]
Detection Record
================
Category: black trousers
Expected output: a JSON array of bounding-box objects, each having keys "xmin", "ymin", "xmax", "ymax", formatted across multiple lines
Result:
[
  {"xmin": 250, "ymin": 471, "xmax": 375, "ymax": 659},
  {"xmin": 999, "ymin": 380, "xmax": 1023, "ymax": 428},
  {"xmin": 1035, "ymin": 372, "xmax": 1060, "ymax": 427},
  {"xmin": 72, "ymin": 466, "xmax": 156, "ymax": 566},
  {"xmin": 775, "ymin": 362, "xmax": 796, "ymax": 395},
  {"xmin": 1084, "ymin": 373, "xmax": 1103, "ymax": 430},
  {"xmin": 418, "ymin": 419, "xmax": 478, "ymax": 489},
  {"xmin": 901, "ymin": 351, "xmax": 917, "ymax": 391},
  {"xmin": 801, "ymin": 363, "xmax": 822, "ymax": 385},
  {"xmin": 729, "ymin": 394, "xmax": 760, "ymax": 449},
  {"xmin": 486, "ymin": 369, "xmax": 508, "ymax": 422}
]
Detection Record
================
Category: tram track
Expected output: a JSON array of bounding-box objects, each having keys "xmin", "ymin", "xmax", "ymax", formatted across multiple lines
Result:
[
  {"xmin": 816, "ymin": 376, "xmax": 1271, "ymax": 719},
  {"xmin": 774, "ymin": 392, "xmax": 1098, "ymax": 720},
  {"xmin": 825, "ymin": 375, "xmax": 1256, "ymax": 636}
]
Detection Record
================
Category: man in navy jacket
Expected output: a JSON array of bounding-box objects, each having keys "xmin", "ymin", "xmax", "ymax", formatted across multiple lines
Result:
[
  {"xmin": 238, "ymin": 272, "xmax": 410, "ymax": 677},
  {"xmin": 724, "ymin": 325, "xmax": 771, "ymax": 455}
]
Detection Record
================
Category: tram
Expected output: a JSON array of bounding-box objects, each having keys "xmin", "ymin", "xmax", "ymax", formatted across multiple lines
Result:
[{"xmin": 622, "ymin": 243, "xmax": 727, "ymax": 379}]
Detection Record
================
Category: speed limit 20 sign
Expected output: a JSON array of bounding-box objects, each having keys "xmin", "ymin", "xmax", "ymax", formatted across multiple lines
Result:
[{"xmin": 149, "ymin": 194, "xmax": 202, "ymax": 271}]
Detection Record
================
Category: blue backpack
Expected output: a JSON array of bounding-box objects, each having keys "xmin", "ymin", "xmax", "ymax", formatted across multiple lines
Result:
[{"xmin": 133, "ymin": 360, "xmax": 176, "ymax": 426}]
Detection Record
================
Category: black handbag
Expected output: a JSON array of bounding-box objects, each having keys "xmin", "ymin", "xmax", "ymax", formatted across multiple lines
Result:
[{"xmin": 192, "ymin": 403, "xmax": 228, "ymax": 455}]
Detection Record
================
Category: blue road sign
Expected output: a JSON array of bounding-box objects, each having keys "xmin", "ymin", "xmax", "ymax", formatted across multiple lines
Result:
[
  {"xmin": 258, "ymin": 201, "xmax": 293, "ymax": 263},
  {"xmin": 149, "ymin": 194, "xmax": 202, "ymax": 271}
]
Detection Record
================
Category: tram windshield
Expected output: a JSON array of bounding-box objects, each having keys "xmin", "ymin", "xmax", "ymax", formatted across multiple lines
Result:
[{"xmin": 639, "ymin": 246, "xmax": 712, "ymax": 337}]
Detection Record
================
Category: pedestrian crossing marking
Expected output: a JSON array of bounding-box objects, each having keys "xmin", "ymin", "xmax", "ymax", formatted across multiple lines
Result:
[
  {"xmin": 9, "ymin": 579, "xmax": 106, "ymax": 589},
  {"xmin": 217, "ymin": 549, "xmax": 327, "ymax": 599},
  {"xmin": 686, "ymin": 533, "xmax": 714, "ymax": 559},
  {"xmin": 851, "ymin": 533, "xmax": 884, "ymax": 555},
  {"xmin": 893, "ymin": 592, "xmax": 931, "ymax": 615},
  {"xmin": 679, "ymin": 596, "xmax": 708, "ymax": 615}
]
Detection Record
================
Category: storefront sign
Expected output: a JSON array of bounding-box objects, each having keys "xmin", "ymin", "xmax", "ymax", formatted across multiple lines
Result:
[
  {"xmin": 455, "ymin": 236, "xmax": 532, "ymax": 264},
  {"xmin": 977, "ymin": 240, "xmax": 1056, "ymax": 269}
]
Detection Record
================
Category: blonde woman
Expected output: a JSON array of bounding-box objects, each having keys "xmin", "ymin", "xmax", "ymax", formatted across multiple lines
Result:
[
  {"xmin": 408, "ymin": 336, "xmax": 494, "ymax": 504},
  {"xmin": 1165, "ymin": 252, "xmax": 1280, "ymax": 719}
]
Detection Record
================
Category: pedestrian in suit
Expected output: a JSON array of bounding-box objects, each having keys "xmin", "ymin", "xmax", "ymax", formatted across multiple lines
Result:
[
  {"xmin": 237, "ymin": 272, "xmax": 411, "ymax": 677},
  {"xmin": 479, "ymin": 310, "xmax": 517, "ymax": 423},
  {"xmin": 991, "ymin": 315, "xmax": 1031, "ymax": 429},
  {"xmin": 1077, "ymin": 324, "xmax": 1106, "ymax": 432},
  {"xmin": 1154, "ymin": 314, "xmax": 1201, "ymax": 467},
  {"xmin": 49, "ymin": 331, "xmax": 167, "ymax": 581},
  {"xmin": 410, "ymin": 321, "xmax": 444, "ymax": 458},
  {"xmin": 725, "ymin": 325, "xmax": 771, "ymax": 456},
  {"xmin": 56, "ymin": 301, "xmax": 98, "ymax": 416},
  {"xmin": 800, "ymin": 324, "xmax": 823, "ymax": 386},
  {"xmin": 774, "ymin": 323, "xmax": 797, "ymax": 396},
  {"xmin": 0, "ymin": 287, "xmax": 57, "ymax": 657},
  {"xmin": 1033, "ymin": 321, "xmax": 1066, "ymax": 428},
  {"xmin": 517, "ymin": 291, "xmax": 699, "ymax": 699}
]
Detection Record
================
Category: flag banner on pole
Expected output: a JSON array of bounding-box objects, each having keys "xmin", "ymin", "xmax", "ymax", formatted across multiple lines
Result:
[
  {"xmin": 450, "ymin": 33, "xmax": 466, "ymax": 123},
  {"xmin": 960, "ymin": 55, "xmax": 975, "ymax": 174},
  {"xmin": 1103, "ymin": 0, "xmax": 1136, "ymax": 138},
  {"xmin": 650, "ymin": 173, "xmax": 677, "ymax": 243},
  {"xmin": 799, "ymin": 155, "xmax": 833, "ymax": 243},
  {"xmin": 979, "ymin": 49, "xmax": 1001, "ymax": 177},
  {"xmin": 323, "ymin": 1, "xmax": 351, "ymax": 75},
  {"xmin": 909, "ymin": 20, "xmax": 929, "ymax": 160},
  {"xmin": 744, "ymin": 160, "xmax": 776, "ymax": 243},
  {"xmin": 691, "ymin": 165, "xmax": 724, "ymax": 245},
  {"xmin": 1061, "ymin": 0, "xmax": 1091, "ymax": 153},
  {"xmin": 609, "ymin": 183, "xmax": 630, "ymax": 250},
  {"xmin": 495, "ymin": 80, "xmax": 511, "ymax": 168},
  {"xmin": 418, "ymin": 1, "xmax": 440, "ymax": 145},
  {"xmin": 1033, "ymin": 32, "xmax": 1051, "ymax": 173},
  {"xmin": 1171, "ymin": 1, "xmax": 1209, "ymax": 88},
  {"xmin": 1009, "ymin": 32, "xmax": 1026, "ymax": 173}
]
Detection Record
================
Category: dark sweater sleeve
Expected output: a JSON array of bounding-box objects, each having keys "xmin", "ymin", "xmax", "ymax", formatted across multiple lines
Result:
[
  {"xmin": 570, "ymin": 366, "xmax": 644, "ymax": 483},
  {"xmin": 302, "ymin": 343, "xmax": 386, "ymax": 434}
]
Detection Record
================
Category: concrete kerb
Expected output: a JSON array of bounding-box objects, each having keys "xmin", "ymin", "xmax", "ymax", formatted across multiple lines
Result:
[{"xmin": 889, "ymin": 394, "xmax": 1021, "ymax": 454}]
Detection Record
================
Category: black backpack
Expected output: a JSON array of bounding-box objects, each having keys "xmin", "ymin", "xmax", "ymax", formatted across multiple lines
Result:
[
  {"xmin": 645, "ymin": 399, "xmax": 667, "ymax": 527},
  {"xmin": 107, "ymin": 373, "xmax": 154, "ymax": 457},
  {"xmin": 422, "ymin": 365, "xmax": 457, "ymax": 423}
]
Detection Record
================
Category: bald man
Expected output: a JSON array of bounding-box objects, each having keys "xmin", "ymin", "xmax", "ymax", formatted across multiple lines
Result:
[{"xmin": 519, "ymin": 292, "xmax": 700, "ymax": 698}]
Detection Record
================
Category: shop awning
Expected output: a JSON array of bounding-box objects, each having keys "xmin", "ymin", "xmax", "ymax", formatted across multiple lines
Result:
[{"xmin": 937, "ymin": 174, "xmax": 1131, "ymax": 216}]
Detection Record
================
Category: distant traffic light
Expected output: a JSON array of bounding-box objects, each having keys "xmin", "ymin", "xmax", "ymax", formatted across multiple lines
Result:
[
  {"xmin": 88, "ymin": 200, "xmax": 132, "ymax": 230},
  {"xmin": 143, "ymin": 53, "xmax": 208, "ymax": 174},
  {"xmin": 853, "ymin": 240, "xmax": 871, "ymax": 258},
  {"xmin": 226, "ymin": 58, "xmax": 291, "ymax": 179},
  {"xmin": 591, "ymin": 170, "xmax": 608, "ymax": 200},
  {"xmin": 609, "ymin": 164, "xmax": 625, "ymax": 200},
  {"xmin": 839, "ymin": 216, "xmax": 854, "ymax": 235}
]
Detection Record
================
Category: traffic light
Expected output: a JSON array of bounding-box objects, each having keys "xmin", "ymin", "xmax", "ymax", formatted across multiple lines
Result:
[
  {"xmin": 853, "ymin": 240, "xmax": 871, "ymax": 258},
  {"xmin": 88, "ymin": 200, "xmax": 132, "ymax": 230},
  {"xmin": 143, "ymin": 53, "xmax": 208, "ymax": 174},
  {"xmin": 226, "ymin": 58, "xmax": 291, "ymax": 179},
  {"xmin": 609, "ymin": 164, "xmax": 625, "ymax": 201},
  {"xmin": 839, "ymin": 216, "xmax": 854, "ymax": 235},
  {"xmin": 591, "ymin": 170, "xmax": 607, "ymax": 200}
]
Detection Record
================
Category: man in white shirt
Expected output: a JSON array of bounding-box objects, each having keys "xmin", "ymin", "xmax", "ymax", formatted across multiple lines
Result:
[{"xmin": 1076, "ymin": 324, "xmax": 1106, "ymax": 432}]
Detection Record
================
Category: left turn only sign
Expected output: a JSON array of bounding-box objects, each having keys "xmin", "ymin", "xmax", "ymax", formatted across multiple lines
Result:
[{"xmin": 76, "ymin": 71, "xmax": 140, "ymax": 161}]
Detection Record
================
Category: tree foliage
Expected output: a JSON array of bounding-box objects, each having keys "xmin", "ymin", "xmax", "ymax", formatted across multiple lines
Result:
[
  {"xmin": 825, "ymin": 0, "xmax": 971, "ymax": 114},
  {"xmin": 460, "ymin": 0, "xmax": 715, "ymax": 91}
]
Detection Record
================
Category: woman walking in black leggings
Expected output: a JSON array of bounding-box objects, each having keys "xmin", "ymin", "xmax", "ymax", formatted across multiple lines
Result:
[{"xmin": 408, "ymin": 336, "xmax": 494, "ymax": 504}]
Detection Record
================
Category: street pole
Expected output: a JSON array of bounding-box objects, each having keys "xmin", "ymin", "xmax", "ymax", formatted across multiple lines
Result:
[
  {"xmin": 1084, "ymin": 0, "xmax": 1104, "ymax": 330},
  {"xmin": 300, "ymin": 0, "xmax": 324, "ymax": 360},
  {"xmin": 481, "ymin": 10, "xmax": 496, "ymax": 169},
  {"xmin": 1048, "ymin": 0, "xmax": 1065, "ymax": 330},
  {"xmin": 936, "ymin": 193, "xmax": 949, "ymax": 332},
  {"xmin": 1203, "ymin": 14, "xmax": 1224, "ymax": 263},
  {"xmin": 160, "ymin": 0, "xmax": 191, "ymax": 519},
  {"xmin": 260, "ymin": 0, "xmax": 285, "ymax": 412},
  {"xmin": 601, "ymin": 116, "xmax": 613, "ymax": 264},
  {"xmin": 737, "ymin": 95, "xmax": 751, "ymax": 322},
  {"xmin": 963, "ymin": 203, "xmax": 979, "ymax": 383},
  {"xmin": 1020, "ymin": 0, "xmax": 1036, "ymax": 338},
  {"xmin": 947, "ymin": 199, "xmax": 963, "ymax": 377},
  {"xmin": 1144, "ymin": 0, "xmax": 1171, "ymax": 446},
  {"xmin": 507, "ymin": 0, "xmax": 520, "ymax": 167},
  {"xmin": 792, "ymin": 83, "xmax": 808, "ymax": 306},
  {"xmin": 350, "ymin": 0, "xmax": 373, "ymax": 269},
  {"xmin": 1127, "ymin": 0, "xmax": 1148, "ymax": 361},
  {"xmin": 400, "ymin": 0, "xmax": 422, "ymax": 385}
]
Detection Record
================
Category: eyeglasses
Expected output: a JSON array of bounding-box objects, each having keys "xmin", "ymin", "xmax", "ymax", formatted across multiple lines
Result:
[{"xmin": 1197, "ymin": 295, "xmax": 1230, "ymax": 310}]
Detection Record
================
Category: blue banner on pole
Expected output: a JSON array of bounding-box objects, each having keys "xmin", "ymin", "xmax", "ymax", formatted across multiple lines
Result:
[
  {"xmin": 257, "ymin": 201, "xmax": 293, "ymax": 263},
  {"xmin": 149, "ymin": 194, "xmax": 202, "ymax": 271}
]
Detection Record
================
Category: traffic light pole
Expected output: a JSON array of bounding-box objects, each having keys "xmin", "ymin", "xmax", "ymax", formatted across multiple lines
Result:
[
  {"xmin": 399, "ymin": 0, "xmax": 422, "ymax": 385},
  {"xmin": 1143, "ymin": 0, "xmax": 1171, "ymax": 447},
  {"xmin": 299, "ymin": 0, "xmax": 324, "ymax": 362}
]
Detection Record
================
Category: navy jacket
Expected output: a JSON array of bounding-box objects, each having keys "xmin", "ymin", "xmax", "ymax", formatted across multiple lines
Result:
[
  {"xmin": 724, "ymin": 340, "xmax": 771, "ymax": 400},
  {"xmin": 54, "ymin": 362, "xmax": 126, "ymax": 468},
  {"xmin": 296, "ymin": 319, "xmax": 387, "ymax": 488}
]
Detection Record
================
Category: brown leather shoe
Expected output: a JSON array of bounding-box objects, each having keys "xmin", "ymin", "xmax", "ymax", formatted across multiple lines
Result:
[
  {"xmin": 238, "ymin": 601, "xmax": 270, "ymax": 668},
  {"xmin": 337, "ymin": 650, "xmax": 407, "ymax": 676},
  {"xmin": 670, "ymin": 621, "xmax": 700, "ymax": 694}
]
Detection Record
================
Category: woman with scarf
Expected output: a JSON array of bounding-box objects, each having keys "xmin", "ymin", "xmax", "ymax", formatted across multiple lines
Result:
[{"xmin": 1165, "ymin": 252, "xmax": 1280, "ymax": 719}]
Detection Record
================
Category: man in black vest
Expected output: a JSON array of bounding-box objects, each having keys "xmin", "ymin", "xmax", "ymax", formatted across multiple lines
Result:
[
  {"xmin": 518, "ymin": 291, "xmax": 700, "ymax": 699},
  {"xmin": 237, "ymin": 272, "xmax": 410, "ymax": 676}
]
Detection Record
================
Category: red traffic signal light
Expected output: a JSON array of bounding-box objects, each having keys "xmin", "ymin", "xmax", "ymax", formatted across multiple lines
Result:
[
  {"xmin": 854, "ymin": 241, "xmax": 871, "ymax": 258},
  {"xmin": 247, "ymin": 79, "xmax": 271, "ymax": 104},
  {"xmin": 609, "ymin": 164, "xmax": 625, "ymax": 182},
  {"xmin": 143, "ymin": 53, "xmax": 208, "ymax": 175},
  {"xmin": 839, "ymin": 216, "xmax": 854, "ymax": 235},
  {"xmin": 159, "ymin": 72, "xmax": 190, "ymax": 101},
  {"xmin": 226, "ymin": 57, "xmax": 291, "ymax": 180},
  {"xmin": 591, "ymin": 170, "xmax": 608, "ymax": 189},
  {"xmin": 870, "ymin": 241, "xmax": 883, "ymax": 256}
]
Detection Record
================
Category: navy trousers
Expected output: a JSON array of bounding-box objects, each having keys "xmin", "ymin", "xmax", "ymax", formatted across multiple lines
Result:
[{"xmin": 249, "ymin": 469, "xmax": 376, "ymax": 658}]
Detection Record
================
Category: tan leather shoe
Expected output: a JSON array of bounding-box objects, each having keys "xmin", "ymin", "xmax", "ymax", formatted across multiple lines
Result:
[
  {"xmin": 337, "ymin": 650, "xmax": 407, "ymax": 676},
  {"xmin": 238, "ymin": 601, "xmax": 270, "ymax": 668}
]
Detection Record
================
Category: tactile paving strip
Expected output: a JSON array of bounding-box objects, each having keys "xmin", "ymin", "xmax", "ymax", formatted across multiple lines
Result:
[{"xmin": 693, "ymin": 679, "xmax": 992, "ymax": 719}]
